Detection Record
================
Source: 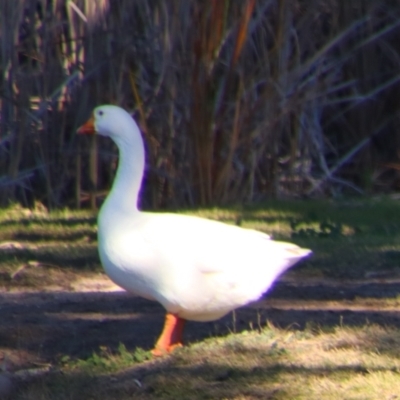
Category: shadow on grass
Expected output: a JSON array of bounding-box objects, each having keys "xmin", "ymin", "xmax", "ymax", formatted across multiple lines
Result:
[
  {"xmin": 2, "ymin": 278, "xmax": 400, "ymax": 367},
  {"xmin": 271, "ymin": 280, "xmax": 400, "ymax": 301},
  {"xmin": 0, "ymin": 246, "xmax": 99, "ymax": 275},
  {"xmin": 14, "ymin": 347, "xmax": 399, "ymax": 400},
  {"xmin": 9, "ymin": 230, "xmax": 97, "ymax": 243},
  {"xmin": 0, "ymin": 217, "xmax": 96, "ymax": 227}
]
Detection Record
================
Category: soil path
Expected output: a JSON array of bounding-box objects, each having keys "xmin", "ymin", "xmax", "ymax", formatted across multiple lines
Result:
[{"xmin": 1, "ymin": 276, "xmax": 400, "ymax": 373}]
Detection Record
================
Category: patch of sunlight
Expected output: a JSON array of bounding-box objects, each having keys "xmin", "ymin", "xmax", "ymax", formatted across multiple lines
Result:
[{"xmin": 311, "ymin": 371, "xmax": 400, "ymax": 400}]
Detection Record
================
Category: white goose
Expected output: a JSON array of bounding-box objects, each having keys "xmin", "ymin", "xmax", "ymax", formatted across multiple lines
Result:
[{"xmin": 78, "ymin": 105, "xmax": 311, "ymax": 356}]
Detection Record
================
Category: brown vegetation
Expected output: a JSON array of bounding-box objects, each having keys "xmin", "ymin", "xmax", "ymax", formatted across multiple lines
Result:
[{"xmin": 1, "ymin": 0, "xmax": 400, "ymax": 209}]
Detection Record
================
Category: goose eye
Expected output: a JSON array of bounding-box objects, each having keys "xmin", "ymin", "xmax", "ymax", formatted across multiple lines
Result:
[{"xmin": 98, "ymin": 110, "xmax": 104, "ymax": 116}]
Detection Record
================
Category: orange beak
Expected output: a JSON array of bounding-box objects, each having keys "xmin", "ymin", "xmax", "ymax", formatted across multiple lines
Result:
[{"xmin": 77, "ymin": 114, "xmax": 96, "ymax": 135}]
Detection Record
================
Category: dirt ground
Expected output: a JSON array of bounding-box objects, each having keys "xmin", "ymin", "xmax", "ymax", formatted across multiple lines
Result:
[{"xmin": 1, "ymin": 274, "xmax": 400, "ymax": 376}]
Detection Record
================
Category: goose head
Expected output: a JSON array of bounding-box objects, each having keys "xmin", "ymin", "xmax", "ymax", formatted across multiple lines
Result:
[
  {"xmin": 77, "ymin": 105, "xmax": 142, "ymax": 149},
  {"xmin": 77, "ymin": 105, "xmax": 146, "ymax": 211}
]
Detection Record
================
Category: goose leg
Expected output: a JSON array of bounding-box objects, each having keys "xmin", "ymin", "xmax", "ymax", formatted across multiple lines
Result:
[{"xmin": 152, "ymin": 313, "xmax": 185, "ymax": 356}]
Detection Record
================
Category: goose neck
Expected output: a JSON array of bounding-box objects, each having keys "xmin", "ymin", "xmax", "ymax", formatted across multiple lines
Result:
[{"xmin": 107, "ymin": 136, "xmax": 145, "ymax": 212}]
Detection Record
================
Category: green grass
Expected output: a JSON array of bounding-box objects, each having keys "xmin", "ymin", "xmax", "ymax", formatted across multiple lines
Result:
[
  {"xmin": 0, "ymin": 204, "xmax": 99, "ymax": 288},
  {"xmin": 2, "ymin": 198, "xmax": 400, "ymax": 399},
  {"xmin": 3, "ymin": 197, "xmax": 400, "ymax": 286},
  {"xmin": 14, "ymin": 325, "xmax": 400, "ymax": 399},
  {"xmin": 61, "ymin": 344, "xmax": 152, "ymax": 373}
]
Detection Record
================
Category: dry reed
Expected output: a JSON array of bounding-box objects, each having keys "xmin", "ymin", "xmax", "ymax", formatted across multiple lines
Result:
[{"xmin": 1, "ymin": 0, "xmax": 400, "ymax": 209}]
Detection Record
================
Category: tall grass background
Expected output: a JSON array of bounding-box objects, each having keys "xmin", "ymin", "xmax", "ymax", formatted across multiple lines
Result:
[{"xmin": 1, "ymin": 0, "xmax": 400, "ymax": 209}]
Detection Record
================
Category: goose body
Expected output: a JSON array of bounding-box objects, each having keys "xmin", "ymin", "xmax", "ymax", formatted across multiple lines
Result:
[{"xmin": 78, "ymin": 105, "xmax": 311, "ymax": 354}]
